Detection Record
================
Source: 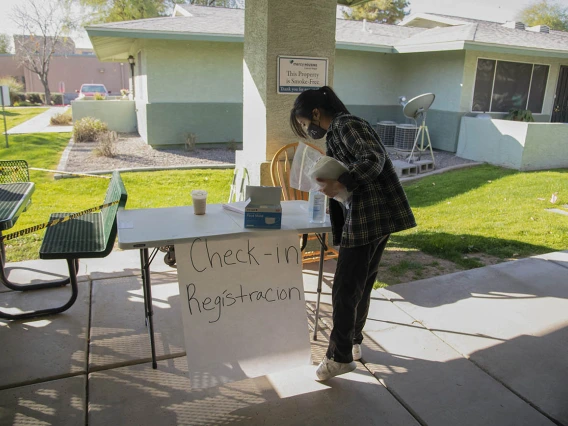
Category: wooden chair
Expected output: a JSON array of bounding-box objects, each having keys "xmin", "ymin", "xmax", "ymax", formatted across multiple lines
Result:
[{"xmin": 270, "ymin": 142, "xmax": 339, "ymax": 263}]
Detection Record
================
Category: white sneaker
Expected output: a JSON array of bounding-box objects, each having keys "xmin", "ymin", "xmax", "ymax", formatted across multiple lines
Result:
[
  {"xmin": 316, "ymin": 357, "xmax": 357, "ymax": 381},
  {"xmin": 353, "ymin": 344, "xmax": 362, "ymax": 361}
]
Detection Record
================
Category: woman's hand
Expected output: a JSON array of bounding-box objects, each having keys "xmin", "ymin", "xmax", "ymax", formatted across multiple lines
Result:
[{"xmin": 316, "ymin": 178, "xmax": 345, "ymax": 198}]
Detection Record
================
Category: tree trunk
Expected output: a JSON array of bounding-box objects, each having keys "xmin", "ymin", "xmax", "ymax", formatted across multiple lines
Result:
[{"xmin": 41, "ymin": 78, "xmax": 51, "ymax": 105}]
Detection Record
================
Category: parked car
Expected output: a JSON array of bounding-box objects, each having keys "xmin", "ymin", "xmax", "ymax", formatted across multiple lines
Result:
[{"xmin": 76, "ymin": 84, "xmax": 110, "ymax": 99}]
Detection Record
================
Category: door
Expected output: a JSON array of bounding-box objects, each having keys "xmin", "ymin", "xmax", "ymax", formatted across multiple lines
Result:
[{"xmin": 551, "ymin": 65, "xmax": 568, "ymax": 123}]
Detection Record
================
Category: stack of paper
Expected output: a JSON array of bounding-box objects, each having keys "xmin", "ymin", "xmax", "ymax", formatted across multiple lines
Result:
[
  {"xmin": 222, "ymin": 201, "xmax": 248, "ymax": 214},
  {"xmin": 308, "ymin": 156, "xmax": 349, "ymax": 180}
]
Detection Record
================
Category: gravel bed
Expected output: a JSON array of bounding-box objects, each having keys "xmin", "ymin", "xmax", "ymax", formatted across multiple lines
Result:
[
  {"xmin": 62, "ymin": 133, "xmax": 477, "ymax": 173},
  {"xmin": 64, "ymin": 133, "xmax": 235, "ymax": 172}
]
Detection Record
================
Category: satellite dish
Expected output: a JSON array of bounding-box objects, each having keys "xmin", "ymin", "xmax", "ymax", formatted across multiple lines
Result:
[
  {"xmin": 403, "ymin": 93, "xmax": 435, "ymax": 119},
  {"xmin": 395, "ymin": 93, "xmax": 436, "ymax": 165}
]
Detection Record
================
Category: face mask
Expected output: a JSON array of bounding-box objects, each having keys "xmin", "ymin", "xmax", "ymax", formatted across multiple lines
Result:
[{"xmin": 308, "ymin": 122, "xmax": 327, "ymax": 139}]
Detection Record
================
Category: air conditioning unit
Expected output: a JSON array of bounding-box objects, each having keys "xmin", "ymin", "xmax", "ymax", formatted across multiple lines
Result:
[
  {"xmin": 394, "ymin": 124, "xmax": 418, "ymax": 151},
  {"xmin": 377, "ymin": 121, "xmax": 397, "ymax": 146},
  {"xmin": 502, "ymin": 21, "xmax": 526, "ymax": 30},
  {"xmin": 527, "ymin": 25, "xmax": 550, "ymax": 33}
]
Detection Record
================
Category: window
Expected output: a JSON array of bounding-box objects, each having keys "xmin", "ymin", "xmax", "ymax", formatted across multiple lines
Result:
[{"xmin": 472, "ymin": 59, "xmax": 549, "ymax": 113}]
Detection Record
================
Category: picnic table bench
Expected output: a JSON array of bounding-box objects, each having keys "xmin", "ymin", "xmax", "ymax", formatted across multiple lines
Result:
[{"xmin": 0, "ymin": 170, "xmax": 128, "ymax": 320}]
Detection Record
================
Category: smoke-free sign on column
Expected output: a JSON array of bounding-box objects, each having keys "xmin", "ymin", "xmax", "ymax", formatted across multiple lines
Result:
[{"xmin": 278, "ymin": 56, "xmax": 328, "ymax": 94}]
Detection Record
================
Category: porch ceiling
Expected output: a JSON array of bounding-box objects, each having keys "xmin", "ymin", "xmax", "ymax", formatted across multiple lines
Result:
[{"xmin": 89, "ymin": 35, "xmax": 136, "ymax": 62}]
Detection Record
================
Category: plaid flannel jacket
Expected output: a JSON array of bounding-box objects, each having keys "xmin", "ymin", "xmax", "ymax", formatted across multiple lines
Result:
[{"xmin": 325, "ymin": 113, "xmax": 417, "ymax": 248}]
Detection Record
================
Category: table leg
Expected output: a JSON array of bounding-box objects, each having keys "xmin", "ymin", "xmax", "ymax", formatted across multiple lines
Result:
[
  {"xmin": 312, "ymin": 232, "xmax": 326, "ymax": 341},
  {"xmin": 140, "ymin": 248, "xmax": 158, "ymax": 369},
  {"xmin": 140, "ymin": 250, "xmax": 148, "ymax": 327}
]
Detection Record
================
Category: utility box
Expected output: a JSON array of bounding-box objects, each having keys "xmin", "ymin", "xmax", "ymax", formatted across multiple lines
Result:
[{"xmin": 0, "ymin": 86, "xmax": 11, "ymax": 107}]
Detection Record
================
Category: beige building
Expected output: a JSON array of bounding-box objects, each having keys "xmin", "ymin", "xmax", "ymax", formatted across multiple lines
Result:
[{"xmin": 0, "ymin": 37, "xmax": 126, "ymax": 104}]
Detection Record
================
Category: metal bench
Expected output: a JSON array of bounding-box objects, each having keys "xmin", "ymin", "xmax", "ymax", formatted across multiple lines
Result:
[{"xmin": 0, "ymin": 171, "xmax": 128, "ymax": 320}]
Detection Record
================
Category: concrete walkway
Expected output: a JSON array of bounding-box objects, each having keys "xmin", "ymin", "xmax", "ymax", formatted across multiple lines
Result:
[
  {"xmin": 6, "ymin": 107, "xmax": 73, "ymax": 134},
  {"xmin": 0, "ymin": 249, "xmax": 567, "ymax": 425}
]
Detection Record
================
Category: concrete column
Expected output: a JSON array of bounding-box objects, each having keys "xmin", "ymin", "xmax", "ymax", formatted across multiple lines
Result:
[{"xmin": 236, "ymin": 0, "xmax": 337, "ymax": 186}]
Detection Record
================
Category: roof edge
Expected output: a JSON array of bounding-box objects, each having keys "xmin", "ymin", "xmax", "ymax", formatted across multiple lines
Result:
[
  {"xmin": 464, "ymin": 41, "xmax": 568, "ymax": 58},
  {"xmin": 394, "ymin": 40, "xmax": 466, "ymax": 53},
  {"xmin": 86, "ymin": 27, "xmax": 244, "ymax": 43},
  {"xmin": 336, "ymin": 42, "xmax": 393, "ymax": 53},
  {"xmin": 399, "ymin": 13, "xmax": 470, "ymax": 27}
]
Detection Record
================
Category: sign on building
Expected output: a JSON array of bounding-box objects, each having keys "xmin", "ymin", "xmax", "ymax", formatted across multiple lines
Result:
[{"xmin": 277, "ymin": 56, "xmax": 328, "ymax": 94}]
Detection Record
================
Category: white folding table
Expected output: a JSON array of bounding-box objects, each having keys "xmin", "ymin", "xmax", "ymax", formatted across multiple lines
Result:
[{"xmin": 117, "ymin": 200, "xmax": 333, "ymax": 369}]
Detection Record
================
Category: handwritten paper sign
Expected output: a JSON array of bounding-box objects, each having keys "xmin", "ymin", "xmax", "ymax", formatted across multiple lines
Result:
[
  {"xmin": 277, "ymin": 56, "xmax": 328, "ymax": 94},
  {"xmin": 175, "ymin": 232, "xmax": 311, "ymax": 388}
]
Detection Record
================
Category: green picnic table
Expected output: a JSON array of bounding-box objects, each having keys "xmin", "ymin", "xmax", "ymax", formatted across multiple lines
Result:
[{"xmin": 0, "ymin": 182, "xmax": 35, "ymax": 232}]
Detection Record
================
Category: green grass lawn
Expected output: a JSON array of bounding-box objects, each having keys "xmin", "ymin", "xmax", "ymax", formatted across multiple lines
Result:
[
  {"xmin": 0, "ymin": 133, "xmax": 233, "ymax": 261},
  {"xmin": 395, "ymin": 165, "xmax": 568, "ymax": 268},
  {"xmin": 0, "ymin": 107, "xmax": 48, "ymax": 130},
  {"xmin": 1, "ymin": 133, "xmax": 566, "ymax": 267}
]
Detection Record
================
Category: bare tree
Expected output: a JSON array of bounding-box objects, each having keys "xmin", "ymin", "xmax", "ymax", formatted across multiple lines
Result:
[{"xmin": 11, "ymin": 0, "xmax": 75, "ymax": 105}]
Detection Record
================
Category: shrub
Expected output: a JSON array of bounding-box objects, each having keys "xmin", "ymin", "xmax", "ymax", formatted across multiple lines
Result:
[
  {"xmin": 94, "ymin": 130, "xmax": 117, "ymax": 157},
  {"xmin": 10, "ymin": 92, "xmax": 26, "ymax": 105},
  {"xmin": 26, "ymin": 92, "xmax": 42, "ymax": 104},
  {"xmin": 227, "ymin": 139, "xmax": 240, "ymax": 151},
  {"xmin": 505, "ymin": 109, "xmax": 535, "ymax": 122},
  {"xmin": 38, "ymin": 93, "xmax": 63, "ymax": 105},
  {"xmin": 73, "ymin": 117, "xmax": 108, "ymax": 142},
  {"xmin": 0, "ymin": 76, "xmax": 24, "ymax": 93},
  {"xmin": 94, "ymin": 93, "xmax": 106, "ymax": 101},
  {"xmin": 0, "ymin": 76, "xmax": 24, "ymax": 105},
  {"xmin": 50, "ymin": 111, "xmax": 72, "ymax": 126},
  {"xmin": 185, "ymin": 133, "xmax": 197, "ymax": 151}
]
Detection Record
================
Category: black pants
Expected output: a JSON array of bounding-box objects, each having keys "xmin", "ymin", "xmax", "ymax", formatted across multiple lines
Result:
[{"xmin": 326, "ymin": 234, "xmax": 390, "ymax": 363}]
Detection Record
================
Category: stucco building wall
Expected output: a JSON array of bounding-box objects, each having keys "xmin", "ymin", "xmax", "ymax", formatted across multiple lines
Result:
[
  {"xmin": 457, "ymin": 117, "xmax": 568, "ymax": 170},
  {"xmin": 334, "ymin": 49, "xmax": 403, "ymax": 125},
  {"xmin": 127, "ymin": 38, "xmax": 568, "ymax": 153},
  {"xmin": 133, "ymin": 39, "xmax": 243, "ymax": 146},
  {"xmin": 72, "ymin": 100, "xmax": 137, "ymax": 133}
]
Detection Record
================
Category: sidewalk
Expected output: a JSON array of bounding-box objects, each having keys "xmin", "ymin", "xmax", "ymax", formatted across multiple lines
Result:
[
  {"xmin": 0, "ymin": 249, "xmax": 567, "ymax": 425},
  {"xmin": 6, "ymin": 107, "xmax": 73, "ymax": 134}
]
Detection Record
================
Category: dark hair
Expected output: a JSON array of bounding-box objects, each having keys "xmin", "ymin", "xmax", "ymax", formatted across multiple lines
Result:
[{"xmin": 289, "ymin": 86, "xmax": 350, "ymax": 138}]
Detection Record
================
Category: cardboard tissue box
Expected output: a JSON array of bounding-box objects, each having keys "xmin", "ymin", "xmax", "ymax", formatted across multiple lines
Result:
[{"xmin": 244, "ymin": 186, "xmax": 282, "ymax": 229}]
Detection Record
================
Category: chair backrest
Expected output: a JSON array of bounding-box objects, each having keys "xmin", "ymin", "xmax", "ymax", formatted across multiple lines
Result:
[
  {"xmin": 0, "ymin": 160, "xmax": 29, "ymax": 184},
  {"xmin": 270, "ymin": 142, "xmax": 324, "ymax": 201},
  {"xmin": 228, "ymin": 167, "xmax": 250, "ymax": 202},
  {"xmin": 100, "ymin": 171, "xmax": 128, "ymax": 255}
]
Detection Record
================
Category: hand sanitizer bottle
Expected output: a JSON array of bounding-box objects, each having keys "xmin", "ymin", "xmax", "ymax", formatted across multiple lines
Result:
[{"xmin": 308, "ymin": 190, "xmax": 326, "ymax": 223}]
